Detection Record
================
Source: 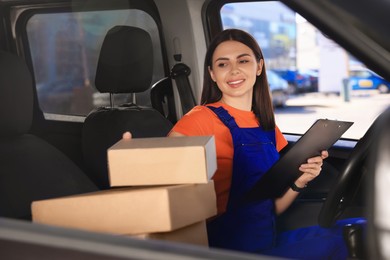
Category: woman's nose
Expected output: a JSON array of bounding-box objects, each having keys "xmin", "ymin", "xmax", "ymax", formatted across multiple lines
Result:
[{"xmin": 230, "ymin": 66, "xmax": 240, "ymax": 75}]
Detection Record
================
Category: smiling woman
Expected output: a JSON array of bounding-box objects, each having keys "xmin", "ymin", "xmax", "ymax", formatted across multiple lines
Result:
[{"xmin": 165, "ymin": 29, "xmax": 359, "ymax": 259}]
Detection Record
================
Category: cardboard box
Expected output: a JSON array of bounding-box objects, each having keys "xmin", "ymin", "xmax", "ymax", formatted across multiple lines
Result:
[
  {"xmin": 132, "ymin": 221, "xmax": 208, "ymax": 246},
  {"xmin": 32, "ymin": 182, "xmax": 216, "ymax": 235},
  {"xmin": 107, "ymin": 136, "xmax": 217, "ymax": 187}
]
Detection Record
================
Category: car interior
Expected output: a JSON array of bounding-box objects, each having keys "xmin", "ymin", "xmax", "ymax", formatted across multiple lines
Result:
[{"xmin": 0, "ymin": 0, "xmax": 389, "ymax": 259}]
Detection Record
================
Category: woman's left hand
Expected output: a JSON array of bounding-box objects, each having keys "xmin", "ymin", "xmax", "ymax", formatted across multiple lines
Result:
[{"xmin": 295, "ymin": 150, "xmax": 329, "ymax": 188}]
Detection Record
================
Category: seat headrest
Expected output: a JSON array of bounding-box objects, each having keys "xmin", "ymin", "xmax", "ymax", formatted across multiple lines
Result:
[
  {"xmin": 0, "ymin": 51, "xmax": 33, "ymax": 136},
  {"xmin": 95, "ymin": 26, "xmax": 154, "ymax": 94}
]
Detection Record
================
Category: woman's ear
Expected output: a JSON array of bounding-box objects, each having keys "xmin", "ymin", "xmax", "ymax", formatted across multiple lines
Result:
[
  {"xmin": 257, "ymin": 59, "xmax": 264, "ymax": 76},
  {"xmin": 208, "ymin": 66, "xmax": 216, "ymax": 82}
]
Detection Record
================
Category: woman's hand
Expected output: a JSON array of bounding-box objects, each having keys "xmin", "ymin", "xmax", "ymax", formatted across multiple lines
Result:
[
  {"xmin": 275, "ymin": 150, "xmax": 329, "ymax": 214},
  {"xmin": 294, "ymin": 150, "xmax": 329, "ymax": 188},
  {"xmin": 123, "ymin": 131, "xmax": 184, "ymax": 140}
]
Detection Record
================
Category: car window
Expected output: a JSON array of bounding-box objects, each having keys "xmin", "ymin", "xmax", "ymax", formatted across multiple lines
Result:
[
  {"xmin": 220, "ymin": 1, "xmax": 390, "ymax": 140},
  {"xmin": 350, "ymin": 70, "xmax": 371, "ymax": 78},
  {"xmin": 27, "ymin": 9, "xmax": 164, "ymax": 119}
]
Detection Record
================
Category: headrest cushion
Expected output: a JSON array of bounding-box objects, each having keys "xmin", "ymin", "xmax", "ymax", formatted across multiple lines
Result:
[{"xmin": 95, "ymin": 26, "xmax": 154, "ymax": 94}]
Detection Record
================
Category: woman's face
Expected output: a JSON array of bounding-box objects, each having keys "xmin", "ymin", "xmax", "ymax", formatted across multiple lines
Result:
[{"xmin": 209, "ymin": 40, "xmax": 263, "ymax": 107}]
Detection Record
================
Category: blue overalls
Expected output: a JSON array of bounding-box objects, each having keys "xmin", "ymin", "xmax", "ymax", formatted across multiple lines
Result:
[
  {"xmin": 206, "ymin": 106, "xmax": 280, "ymax": 252},
  {"xmin": 206, "ymin": 106, "xmax": 365, "ymax": 259}
]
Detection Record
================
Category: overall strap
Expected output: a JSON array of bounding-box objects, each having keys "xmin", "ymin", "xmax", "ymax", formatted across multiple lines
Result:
[
  {"xmin": 207, "ymin": 106, "xmax": 239, "ymax": 130},
  {"xmin": 207, "ymin": 106, "xmax": 276, "ymax": 147},
  {"xmin": 265, "ymin": 128, "xmax": 277, "ymax": 147}
]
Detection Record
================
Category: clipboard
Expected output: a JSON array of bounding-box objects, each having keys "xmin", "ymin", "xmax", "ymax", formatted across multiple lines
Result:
[{"xmin": 245, "ymin": 119, "xmax": 353, "ymax": 201}]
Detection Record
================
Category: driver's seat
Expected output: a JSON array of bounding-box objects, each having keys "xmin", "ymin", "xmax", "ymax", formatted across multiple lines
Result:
[
  {"xmin": 0, "ymin": 51, "xmax": 98, "ymax": 220},
  {"xmin": 366, "ymin": 106, "xmax": 390, "ymax": 259},
  {"xmin": 319, "ymin": 107, "xmax": 390, "ymax": 259}
]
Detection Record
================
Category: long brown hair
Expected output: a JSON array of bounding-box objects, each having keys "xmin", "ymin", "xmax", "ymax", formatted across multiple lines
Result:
[{"xmin": 201, "ymin": 29, "xmax": 275, "ymax": 130}]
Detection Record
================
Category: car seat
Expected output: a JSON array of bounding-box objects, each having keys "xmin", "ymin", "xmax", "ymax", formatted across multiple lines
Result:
[
  {"xmin": 0, "ymin": 51, "xmax": 98, "ymax": 220},
  {"xmin": 82, "ymin": 26, "xmax": 173, "ymax": 190},
  {"xmin": 366, "ymin": 106, "xmax": 390, "ymax": 259}
]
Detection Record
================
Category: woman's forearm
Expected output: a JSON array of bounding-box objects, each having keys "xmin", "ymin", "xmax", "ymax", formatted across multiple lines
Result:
[{"xmin": 274, "ymin": 187, "xmax": 300, "ymax": 215}]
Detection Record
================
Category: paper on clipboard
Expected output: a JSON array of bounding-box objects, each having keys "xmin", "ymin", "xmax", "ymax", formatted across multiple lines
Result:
[{"xmin": 245, "ymin": 119, "xmax": 353, "ymax": 201}]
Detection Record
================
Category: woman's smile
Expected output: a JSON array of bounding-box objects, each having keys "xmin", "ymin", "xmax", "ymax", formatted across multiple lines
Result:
[{"xmin": 227, "ymin": 78, "xmax": 245, "ymax": 87}]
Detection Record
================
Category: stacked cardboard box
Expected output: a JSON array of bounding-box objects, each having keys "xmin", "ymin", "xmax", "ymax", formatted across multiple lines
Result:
[
  {"xmin": 107, "ymin": 136, "xmax": 217, "ymax": 186},
  {"xmin": 32, "ymin": 136, "xmax": 217, "ymax": 246},
  {"xmin": 134, "ymin": 221, "xmax": 208, "ymax": 246}
]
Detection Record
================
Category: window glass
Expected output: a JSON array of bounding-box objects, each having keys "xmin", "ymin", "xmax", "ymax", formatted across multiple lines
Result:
[
  {"xmin": 220, "ymin": 2, "xmax": 390, "ymax": 139},
  {"xmin": 27, "ymin": 9, "xmax": 164, "ymax": 117}
]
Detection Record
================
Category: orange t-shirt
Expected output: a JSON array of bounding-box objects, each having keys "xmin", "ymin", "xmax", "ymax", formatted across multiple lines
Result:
[{"xmin": 170, "ymin": 102, "xmax": 288, "ymax": 214}]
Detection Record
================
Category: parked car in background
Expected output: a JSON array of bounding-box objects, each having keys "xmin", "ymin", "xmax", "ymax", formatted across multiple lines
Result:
[
  {"xmin": 349, "ymin": 67, "xmax": 390, "ymax": 94},
  {"xmin": 267, "ymin": 69, "xmax": 289, "ymax": 107},
  {"xmin": 273, "ymin": 69, "xmax": 311, "ymax": 94},
  {"xmin": 298, "ymin": 69, "xmax": 318, "ymax": 92}
]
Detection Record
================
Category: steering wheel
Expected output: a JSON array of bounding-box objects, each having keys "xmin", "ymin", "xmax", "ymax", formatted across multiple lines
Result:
[{"xmin": 318, "ymin": 115, "xmax": 381, "ymax": 227}]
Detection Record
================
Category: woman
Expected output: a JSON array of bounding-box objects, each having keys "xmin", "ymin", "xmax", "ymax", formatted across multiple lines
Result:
[
  {"xmin": 124, "ymin": 29, "xmax": 359, "ymax": 259},
  {"xmin": 169, "ymin": 29, "xmax": 324, "ymax": 220}
]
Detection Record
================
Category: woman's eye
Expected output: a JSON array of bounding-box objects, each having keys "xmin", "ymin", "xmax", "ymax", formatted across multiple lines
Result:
[
  {"xmin": 239, "ymin": 59, "xmax": 249, "ymax": 64},
  {"xmin": 217, "ymin": 63, "xmax": 227, "ymax": 68}
]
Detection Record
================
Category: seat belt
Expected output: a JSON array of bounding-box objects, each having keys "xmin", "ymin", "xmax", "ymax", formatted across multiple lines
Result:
[
  {"xmin": 170, "ymin": 37, "xmax": 196, "ymax": 115},
  {"xmin": 170, "ymin": 63, "xmax": 196, "ymax": 115}
]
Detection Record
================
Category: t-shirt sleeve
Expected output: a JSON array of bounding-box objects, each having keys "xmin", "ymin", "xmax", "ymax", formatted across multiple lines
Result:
[
  {"xmin": 275, "ymin": 125, "xmax": 288, "ymax": 152},
  {"xmin": 169, "ymin": 106, "xmax": 214, "ymax": 136}
]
